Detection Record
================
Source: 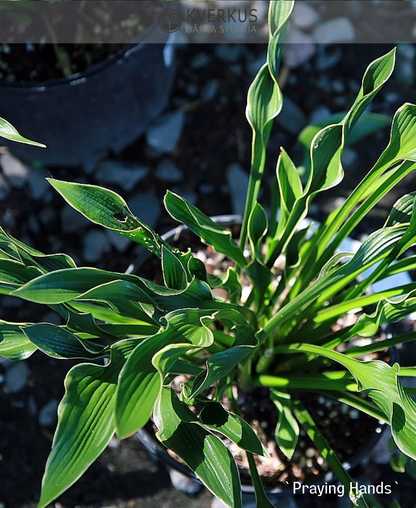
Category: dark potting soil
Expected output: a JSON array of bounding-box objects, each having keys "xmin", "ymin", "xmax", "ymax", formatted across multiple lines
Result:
[{"xmin": 0, "ymin": 1, "xmax": 160, "ymax": 83}]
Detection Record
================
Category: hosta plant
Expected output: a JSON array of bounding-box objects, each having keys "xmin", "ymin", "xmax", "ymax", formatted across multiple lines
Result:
[{"xmin": 3, "ymin": 2, "xmax": 416, "ymax": 507}]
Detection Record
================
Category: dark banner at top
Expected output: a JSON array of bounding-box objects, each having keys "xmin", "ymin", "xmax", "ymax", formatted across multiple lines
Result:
[{"xmin": 0, "ymin": 1, "xmax": 415, "ymax": 44}]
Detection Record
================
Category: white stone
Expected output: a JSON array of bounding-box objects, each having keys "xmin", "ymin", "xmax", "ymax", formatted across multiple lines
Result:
[
  {"xmin": 155, "ymin": 159, "xmax": 183, "ymax": 183},
  {"xmin": 146, "ymin": 112, "xmax": 185, "ymax": 154},
  {"xmin": 284, "ymin": 26, "xmax": 316, "ymax": 68},
  {"xmin": 1, "ymin": 153, "xmax": 28, "ymax": 188},
  {"xmin": 227, "ymin": 163, "xmax": 249, "ymax": 215},
  {"xmin": 4, "ymin": 362, "xmax": 29, "ymax": 394},
  {"xmin": 39, "ymin": 399, "xmax": 59, "ymax": 427},
  {"xmin": 292, "ymin": 3, "xmax": 320, "ymax": 29},
  {"xmin": 95, "ymin": 161, "xmax": 148, "ymax": 192},
  {"xmin": 83, "ymin": 230, "xmax": 108, "ymax": 263},
  {"xmin": 313, "ymin": 17, "xmax": 356, "ymax": 44}
]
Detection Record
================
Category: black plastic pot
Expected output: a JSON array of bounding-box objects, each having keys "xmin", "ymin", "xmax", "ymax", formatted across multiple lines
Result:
[
  {"xmin": 133, "ymin": 215, "xmax": 387, "ymax": 503},
  {"xmin": 0, "ymin": 26, "xmax": 176, "ymax": 167}
]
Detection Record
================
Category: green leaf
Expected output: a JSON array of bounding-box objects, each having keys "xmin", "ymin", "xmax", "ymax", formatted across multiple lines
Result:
[
  {"xmin": 199, "ymin": 401, "xmax": 266, "ymax": 456},
  {"xmin": 270, "ymin": 389, "xmax": 299, "ymax": 460},
  {"xmin": 116, "ymin": 309, "xmax": 215, "ymax": 439},
  {"xmin": 0, "ymin": 117, "xmax": 45, "ymax": 147},
  {"xmin": 37, "ymin": 341, "xmax": 135, "ymax": 508},
  {"xmin": 22, "ymin": 323, "xmax": 104, "ymax": 360},
  {"xmin": 298, "ymin": 112, "xmax": 390, "ymax": 169},
  {"xmin": 164, "ymin": 191, "xmax": 246, "ymax": 266},
  {"xmin": 0, "ymin": 321, "xmax": 37, "ymax": 360},
  {"xmin": 48, "ymin": 179, "xmax": 165, "ymax": 256},
  {"xmin": 279, "ymin": 343, "xmax": 416, "ymax": 463},
  {"xmin": 276, "ymin": 149, "xmax": 302, "ymax": 227},
  {"xmin": 161, "ymin": 245, "xmax": 188, "ymax": 290},
  {"xmin": 154, "ymin": 387, "xmax": 242, "ymax": 508},
  {"xmin": 189, "ymin": 336, "xmax": 256, "ymax": 400},
  {"xmin": 246, "ymin": 452, "xmax": 276, "ymax": 508}
]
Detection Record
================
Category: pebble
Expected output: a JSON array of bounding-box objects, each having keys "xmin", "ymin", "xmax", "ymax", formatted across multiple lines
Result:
[
  {"xmin": 146, "ymin": 112, "xmax": 185, "ymax": 154},
  {"xmin": 0, "ymin": 173, "xmax": 9, "ymax": 199},
  {"xmin": 215, "ymin": 44, "xmax": 243, "ymax": 62},
  {"xmin": 168, "ymin": 468, "xmax": 201, "ymax": 495},
  {"xmin": 27, "ymin": 215, "xmax": 40, "ymax": 234},
  {"xmin": 128, "ymin": 191, "xmax": 161, "ymax": 229},
  {"xmin": 39, "ymin": 206, "xmax": 56, "ymax": 226},
  {"xmin": 83, "ymin": 229, "xmax": 108, "ymax": 263},
  {"xmin": 313, "ymin": 17, "xmax": 356, "ymax": 44},
  {"xmin": 105, "ymin": 230, "xmax": 131, "ymax": 253},
  {"xmin": 316, "ymin": 47, "xmax": 342, "ymax": 71},
  {"xmin": 95, "ymin": 161, "xmax": 148, "ymax": 192},
  {"xmin": 310, "ymin": 105, "xmax": 331, "ymax": 124},
  {"xmin": 248, "ymin": 55, "xmax": 267, "ymax": 78},
  {"xmin": 191, "ymin": 53, "xmax": 211, "ymax": 70},
  {"xmin": 226, "ymin": 163, "xmax": 248, "ymax": 215},
  {"xmin": 27, "ymin": 166, "xmax": 49, "ymax": 200},
  {"xmin": 155, "ymin": 159, "xmax": 183, "ymax": 183},
  {"xmin": 202, "ymin": 79, "xmax": 219, "ymax": 102},
  {"xmin": 39, "ymin": 399, "xmax": 59, "ymax": 427},
  {"xmin": 61, "ymin": 205, "xmax": 90, "ymax": 233},
  {"xmin": 342, "ymin": 147, "xmax": 358, "ymax": 168},
  {"xmin": 283, "ymin": 26, "xmax": 316, "ymax": 69},
  {"xmin": 277, "ymin": 96, "xmax": 307, "ymax": 134},
  {"xmin": 291, "ymin": 3, "xmax": 320, "ymax": 29},
  {"xmin": 1, "ymin": 153, "xmax": 28, "ymax": 188},
  {"xmin": 396, "ymin": 44, "xmax": 416, "ymax": 86},
  {"xmin": 4, "ymin": 362, "xmax": 30, "ymax": 394}
]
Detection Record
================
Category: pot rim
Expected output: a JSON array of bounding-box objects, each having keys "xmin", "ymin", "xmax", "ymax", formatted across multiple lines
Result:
[{"xmin": 134, "ymin": 214, "xmax": 394, "ymax": 497}]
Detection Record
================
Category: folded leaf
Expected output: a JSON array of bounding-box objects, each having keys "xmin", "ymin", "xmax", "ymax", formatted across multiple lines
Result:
[
  {"xmin": 155, "ymin": 387, "xmax": 242, "ymax": 508},
  {"xmin": 164, "ymin": 191, "xmax": 246, "ymax": 266}
]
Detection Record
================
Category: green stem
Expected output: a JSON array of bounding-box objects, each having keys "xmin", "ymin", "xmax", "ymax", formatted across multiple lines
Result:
[
  {"xmin": 257, "ymin": 372, "xmax": 357, "ymax": 391},
  {"xmin": 239, "ymin": 140, "xmax": 267, "ymax": 253}
]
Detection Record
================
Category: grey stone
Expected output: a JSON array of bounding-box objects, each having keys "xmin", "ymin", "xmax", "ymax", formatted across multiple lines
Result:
[
  {"xmin": 95, "ymin": 160, "xmax": 148, "ymax": 192},
  {"xmin": 168, "ymin": 468, "xmax": 201, "ymax": 495},
  {"xmin": 248, "ymin": 55, "xmax": 267, "ymax": 78},
  {"xmin": 342, "ymin": 148, "xmax": 358, "ymax": 168},
  {"xmin": 310, "ymin": 105, "xmax": 331, "ymax": 124},
  {"xmin": 27, "ymin": 215, "xmax": 40, "ymax": 234},
  {"xmin": 61, "ymin": 205, "xmax": 90, "ymax": 233},
  {"xmin": 83, "ymin": 230, "xmax": 108, "ymax": 263},
  {"xmin": 146, "ymin": 112, "xmax": 185, "ymax": 154},
  {"xmin": 128, "ymin": 192, "xmax": 161, "ymax": 229},
  {"xmin": 105, "ymin": 230, "xmax": 131, "ymax": 253},
  {"xmin": 215, "ymin": 44, "xmax": 243, "ymax": 62},
  {"xmin": 277, "ymin": 96, "xmax": 307, "ymax": 135},
  {"xmin": 202, "ymin": 80, "xmax": 219, "ymax": 102},
  {"xmin": 227, "ymin": 163, "xmax": 249, "ymax": 215},
  {"xmin": 191, "ymin": 53, "xmax": 210, "ymax": 70},
  {"xmin": 284, "ymin": 26, "xmax": 316, "ymax": 68},
  {"xmin": 313, "ymin": 17, "xmax": 356, "ymax": 44},
  {"xmin": 1, "ymin": 153, "xmax": 28, "ymax": 188},
  {"xmin": 155, "ymin": 160, "xmax": 183, "ymax": 183},
  {"xmin": 292, "ymin": 3, "xmax": 320, "ymax": 29},
  {"xmin": 0, "ymin": 173, "xmax": 9, "ymax": 199},
  {"xmin": 39, "ymin": 399, "xmax": 59, "ymax": 427},
  {"xmin": 27, "ymin": 166, "xmax": 49, "ymax": 200},
  {"xmin": 396, "ymin": 44, "xmax": 416, "ymax": 86},
  {"xmin": 4, "ymin": 362, "xmax": 29, "ymax": 394},
  {"xmin": 316, "ymin": 47, "xmax": 342, "ymax": 71},
  {"xmin": 39, "ymin": 207, "xmax": 56, "ymax": 226}
]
